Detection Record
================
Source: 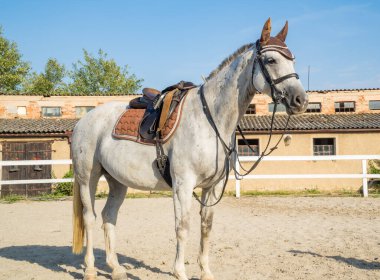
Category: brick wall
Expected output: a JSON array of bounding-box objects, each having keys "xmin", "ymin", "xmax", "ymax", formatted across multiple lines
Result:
[
  {"xmin": 0, "ymin": 105, "xmax": 6, "ymax": 118},
  {"xmin": 253, "ymin": 89, "xmax": 380, "ymax": 115},
  {"xmin": 0, "ymin": 95, "xmax": 136, "ymax": 119}
]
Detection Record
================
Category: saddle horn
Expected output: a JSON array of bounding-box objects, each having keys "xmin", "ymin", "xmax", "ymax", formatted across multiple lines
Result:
[
  {"xmin": 276, "ymin": 20, "xmax": 288, "ymax": 42},
  {"xmin": 260, "ymin": 17, "xmax": 272, "ymax": 45}
]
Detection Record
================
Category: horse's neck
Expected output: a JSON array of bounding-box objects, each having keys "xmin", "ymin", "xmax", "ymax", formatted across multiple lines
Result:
[{"xmin": 203, "ymin": 49, "xmax": 256, "ymax": 142}]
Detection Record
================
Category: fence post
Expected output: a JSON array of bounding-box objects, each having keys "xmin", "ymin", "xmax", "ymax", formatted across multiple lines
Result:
[
  {"xmin": 235, "ymin": 156, "xmax": 241, "ymax": 198},
  {"xmin": 362, "ymin": 159, "xmax": 368, "ymax": 197}
]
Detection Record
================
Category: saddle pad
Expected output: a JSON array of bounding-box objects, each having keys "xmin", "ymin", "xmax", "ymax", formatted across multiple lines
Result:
[{"xmin": 112, "ymin": 98, "xmax": 185, "ymax": 145}]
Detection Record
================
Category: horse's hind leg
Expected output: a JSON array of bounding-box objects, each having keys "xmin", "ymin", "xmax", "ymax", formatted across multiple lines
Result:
[
  {"xmin": 78, "ymin": 164, "xmax": 102, "ymax": 280},
  {"xmin": 102, "ymin": 174, "xmax": 128, "ymax": 280}
]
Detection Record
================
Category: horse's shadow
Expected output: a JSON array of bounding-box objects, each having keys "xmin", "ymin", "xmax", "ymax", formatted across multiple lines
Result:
[
  {"xmin": 288, "ymin": 250, "xmax": 380, "ymax": 270},
  {"xmin": 0, "ymin": 245, "xmax": 173, "ymax": 279}
]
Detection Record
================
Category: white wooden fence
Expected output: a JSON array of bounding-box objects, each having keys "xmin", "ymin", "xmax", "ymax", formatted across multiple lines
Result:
[
  {"xmin": 231, "ymin": 155, "xmax": 380, "ymax": 198},
  {"xmin": 0, "ymin": 155, "xmax": 380, "ymax": 197}
]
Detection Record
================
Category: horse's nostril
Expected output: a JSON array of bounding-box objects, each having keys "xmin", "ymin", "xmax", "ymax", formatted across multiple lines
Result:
[{"xmin": 294, "ymin": 95, "xmax": 302, "ymax": 106}]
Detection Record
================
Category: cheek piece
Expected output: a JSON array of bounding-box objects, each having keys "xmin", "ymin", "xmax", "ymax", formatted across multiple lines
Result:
[{"xmin": 252, "ymin": 40, "xmax": 299, "ymax": 105}]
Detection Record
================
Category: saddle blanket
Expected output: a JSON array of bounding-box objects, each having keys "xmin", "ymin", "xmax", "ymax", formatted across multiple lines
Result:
[{"xmin": 112, "ymin": 95, "xmax": 187, "ymax": 145}]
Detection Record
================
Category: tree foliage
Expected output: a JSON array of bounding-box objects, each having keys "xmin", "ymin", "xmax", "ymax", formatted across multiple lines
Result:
[
  {"xmin": 0, "ymin": 27, "xmax": 142, "ymax": 95},
  {"xmin": 0, "ymin": 27, "xmax": 30, "ymax": 92},
  {"xmin": 23, "ymin": 58, "xmax": 66, "ymax": 94},
  {"xmin": 69, "ymin": 49, "xmax": 142, "ymax": 94}
]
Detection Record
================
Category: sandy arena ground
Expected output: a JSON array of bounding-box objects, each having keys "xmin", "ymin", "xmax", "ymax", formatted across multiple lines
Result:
[{"xmin": 0, "ymin": 196, "xmax": 379, "ymax": 280}]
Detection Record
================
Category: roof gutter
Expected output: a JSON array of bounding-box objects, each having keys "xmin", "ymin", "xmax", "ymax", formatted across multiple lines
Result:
[{"xmin": 239, "ymin": 128, "xmax": 380, "ymax": 135}]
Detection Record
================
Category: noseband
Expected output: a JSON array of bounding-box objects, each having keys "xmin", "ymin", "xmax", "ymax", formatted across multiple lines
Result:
[{"xmin": 253, "ymin": 40, "xmax": 299, "ymax": 104}]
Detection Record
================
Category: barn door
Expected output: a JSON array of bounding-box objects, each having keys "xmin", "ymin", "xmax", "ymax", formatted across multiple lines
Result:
[
  {"xmin": 1, "ymin": 142, "xmax": 27, "ymax": 197},
  {"xmin": 25, "ymin": 142, "xmax": 52, "ymax": 196},
  {"xmin": 1, "ymin": 142, "xmax": 52, "ymax": 197}
]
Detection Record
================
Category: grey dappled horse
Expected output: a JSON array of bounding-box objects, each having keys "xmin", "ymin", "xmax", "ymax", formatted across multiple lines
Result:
[{"xmin": 72, "ymin": 18, "xmax": 308, "ymax": 280}]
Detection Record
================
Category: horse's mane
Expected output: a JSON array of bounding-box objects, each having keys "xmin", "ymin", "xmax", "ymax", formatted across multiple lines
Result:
[{"xmin": 206, "ymin": 43, "xmax": 254, "ymax": 81}]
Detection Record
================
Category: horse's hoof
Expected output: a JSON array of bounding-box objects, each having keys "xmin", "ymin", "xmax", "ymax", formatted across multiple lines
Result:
[
  {"xmin": 201, "ymin": 272, "xmax": 215, "ymax": 280},
  {"xmin": 83, "ymin": 268, "xmax": 97, "ymax": 280},
  {"xmin": 174, "ymin": 273, "xmax": 189, "ymax": 280},
  {"xmin": 112, "ymin": 266, "xmax": 128, "ymax": 280}
]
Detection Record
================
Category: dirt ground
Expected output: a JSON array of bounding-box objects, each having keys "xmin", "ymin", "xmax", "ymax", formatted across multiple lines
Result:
[{"xmin": 0, "ymin": 196, "xmax": 379, "ymax": 280}]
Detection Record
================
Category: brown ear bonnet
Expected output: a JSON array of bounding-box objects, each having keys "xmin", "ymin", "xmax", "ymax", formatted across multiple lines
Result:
[{"xmin": 259, "ymin": 19, "xmax": 294, "ymax": 60}]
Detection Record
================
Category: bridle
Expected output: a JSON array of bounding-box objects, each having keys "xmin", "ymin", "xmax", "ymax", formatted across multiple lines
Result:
[
  {"xmin": 194, "ymin": 40, "xmax": 300, "ymax": 207},
  {"xmin": 253, "ymin": 39, "xmax": 299, "ymax": 105}
]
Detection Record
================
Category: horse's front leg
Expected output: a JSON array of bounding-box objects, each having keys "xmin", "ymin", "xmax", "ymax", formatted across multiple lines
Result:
[
  {"xmin": 198, "ymin": 182, "xmax": 223, "ymax": 280},
  {"xmin": 172, "ymin": 175, "xmax": 195, "ymax": 280}
]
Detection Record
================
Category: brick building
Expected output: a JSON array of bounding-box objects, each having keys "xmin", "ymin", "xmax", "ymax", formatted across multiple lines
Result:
[
  {"xmin": 0, "ymin": 93, "xmax": 135, "ymax": 119},
  {"xmin": 252, "ymin": 88, "xmax": 380, "ymax": 115},
  {"xmin": 0, "ymin": 88, "xmax": 380, "ymax": 196}
]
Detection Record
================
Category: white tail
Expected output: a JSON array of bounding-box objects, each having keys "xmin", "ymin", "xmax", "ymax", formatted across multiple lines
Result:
[{"xmin": 72, "ymin": 178, "xmax": 84, "ymax": 254}]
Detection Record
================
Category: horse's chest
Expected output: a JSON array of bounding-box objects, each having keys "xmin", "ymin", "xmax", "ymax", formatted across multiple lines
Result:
[{"xmin": 171, "ymin": 140, "xmax": 226, "ymax": 182}]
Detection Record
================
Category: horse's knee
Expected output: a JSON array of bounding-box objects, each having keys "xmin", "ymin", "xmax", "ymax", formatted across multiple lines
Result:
[
  {"xmin": 201, "ymin": 211, "xmax": 214, "ymax": 236},
  {"xmin": 176, "ymin": 219, "xmax": 190, "ymax": 241}
]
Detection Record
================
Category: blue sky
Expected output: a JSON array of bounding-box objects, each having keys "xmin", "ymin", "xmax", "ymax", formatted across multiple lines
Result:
[{"xmin": 1, "ymin": 0, "xmax": 379, "ymax": 91}]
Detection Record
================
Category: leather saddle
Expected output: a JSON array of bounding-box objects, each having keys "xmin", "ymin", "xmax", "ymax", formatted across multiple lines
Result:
[
  {"xmin": 113, "ymin": 81, "xmax": 197, "ymax": 144},
  {"xmin": 129, "ymin": 88, "xmax": 160, "ymax": 109}
]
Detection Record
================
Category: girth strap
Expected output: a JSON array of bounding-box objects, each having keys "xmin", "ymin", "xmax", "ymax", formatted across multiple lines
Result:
[
  {"xmin": 154, "ymin": 81, "xmax": 197, "ymax": 188},
  {"xmin": 155, "ymin": 138, "xmax": 172, "ymax": 186}
]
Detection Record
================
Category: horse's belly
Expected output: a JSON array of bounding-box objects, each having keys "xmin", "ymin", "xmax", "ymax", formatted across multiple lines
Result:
[{"xmin": 98, "ymin": 138, "xmax": 170, "ymax": 191}]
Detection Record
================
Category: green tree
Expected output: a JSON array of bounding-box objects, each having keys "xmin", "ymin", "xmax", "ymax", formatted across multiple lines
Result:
[
  {"xmin": 24, "ymin": 58, "xmax": 66, "ymax": 94},
  {"xmin": 0, "ymin": 27, "xmax": 30, "ymax": 92},
  {"xmin": 69, "ymin": 49, "xmax": 142, "ymax": 94}
]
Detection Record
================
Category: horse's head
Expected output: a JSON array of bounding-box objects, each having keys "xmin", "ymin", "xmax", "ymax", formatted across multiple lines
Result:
[{"xmin": 252, "ymin": 18, "xmax": 308, "ymax": 115}]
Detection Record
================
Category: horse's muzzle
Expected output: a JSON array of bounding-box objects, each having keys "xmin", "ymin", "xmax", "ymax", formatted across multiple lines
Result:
[{"xmin": 285, "ymin": 89, "xmax": 308, "ymax": 115}]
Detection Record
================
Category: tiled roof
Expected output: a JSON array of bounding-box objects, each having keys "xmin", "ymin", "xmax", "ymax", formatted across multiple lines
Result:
[
  {"xmin": 1, "ymin": 113, "xmax": 380, "ymax": 135},
  {"xmin": 240, "ymin": 113, "xmax": 380, "ymax": 132},
  {"xmin": 0, "ymin": 119, "xmax": 78, "ymax": 134}
]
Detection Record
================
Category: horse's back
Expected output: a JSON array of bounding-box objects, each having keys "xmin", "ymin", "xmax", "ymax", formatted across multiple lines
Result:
[{"xmin": 71, "ymin": 102, "xmax": 128, "ymax": 165}]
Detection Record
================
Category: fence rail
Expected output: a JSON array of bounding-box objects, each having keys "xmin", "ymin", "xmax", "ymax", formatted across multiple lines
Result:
[
  {"xmin": 1, "ymin": 156, "xmax": 380, "ymax": 197},
  {"xmin": 230, "ymin": 155, "xmax": 380, "ymax": 198}
]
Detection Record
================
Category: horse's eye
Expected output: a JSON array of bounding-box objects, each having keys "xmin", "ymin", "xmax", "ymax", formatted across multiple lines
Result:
[{"xmin": 266, "ymin": 58, "xmax": 276, "ymax": 64}]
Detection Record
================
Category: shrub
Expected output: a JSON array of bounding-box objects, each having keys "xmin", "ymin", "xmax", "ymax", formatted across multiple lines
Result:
[
  {"xmin": 369, "ymin": 160, "xmax": 380, "ymax": 174},
  {"xmin": 368, "ymin": 161, "xmax": 380, "ymax": 193},
  {"xmin": 2, "ymin": 194, "xmax": 25, "ymax": 203},
  {"xmin": 53, "ymin": 169, "xmax": 74, "ymax": 196}
]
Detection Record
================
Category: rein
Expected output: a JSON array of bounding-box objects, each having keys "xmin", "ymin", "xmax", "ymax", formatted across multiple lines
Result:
[{"xmin": 195, "ymin": 40, "xmax": 298, "ymax": 207}]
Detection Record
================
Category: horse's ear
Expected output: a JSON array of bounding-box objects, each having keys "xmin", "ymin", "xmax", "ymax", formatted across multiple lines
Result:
[
  {"xmin": 276, "ymin": 21, "xmax": 288, "ymax": 42},
  {"xmin": 260, "ymin": 18, "xmax": 271, "ymax": 44}
]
